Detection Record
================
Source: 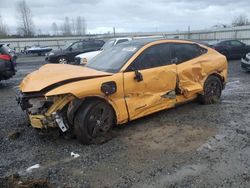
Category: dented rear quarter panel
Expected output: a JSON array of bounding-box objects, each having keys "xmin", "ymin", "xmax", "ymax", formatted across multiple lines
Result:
[{"xmin": 176, "ymin": 47, "xmax": 228, "ymax": 97}]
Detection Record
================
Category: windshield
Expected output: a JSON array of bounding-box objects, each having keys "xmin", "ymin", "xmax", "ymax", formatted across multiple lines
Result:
[
  {"xmin": 101, "ymin": 39, "xmax": 115, "ymax": 50},
  {"xmin": 60, "ymin": 42, "xmax": 73, "ymax": 50},
  {"xmin": 86, "ymin": 44, "xmax": 139, "ymax": 73}
]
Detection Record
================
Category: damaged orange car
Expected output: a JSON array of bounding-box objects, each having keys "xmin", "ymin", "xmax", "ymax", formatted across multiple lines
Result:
[{"xmin": 17, "ymin": 39, "xmax": 228, "ymax": 144}]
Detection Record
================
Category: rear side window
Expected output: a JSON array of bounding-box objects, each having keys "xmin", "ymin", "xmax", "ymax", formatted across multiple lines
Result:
[
  {"xmin": 229, "ymin": 40, "xmax": 243, "ymax": 47},
  {"xmin": 93, "ymin": 40, "xmax": 105, "ymax": 47},
  {"xmin": 132, "ymin": 43, "xmax": 172, "ymax": 70},
  {"xmin": 83, "ymin": 41, "xmax": 104, "ymax": 48},
  {"xmin": 172, "ymin": 43, "xmax": 206, "ymax": 64}
]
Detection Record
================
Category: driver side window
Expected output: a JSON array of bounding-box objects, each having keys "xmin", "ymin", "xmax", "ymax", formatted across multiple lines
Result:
[{"xmin": 132, "ymin": 43, "xmax": 172, "ymax": 70}]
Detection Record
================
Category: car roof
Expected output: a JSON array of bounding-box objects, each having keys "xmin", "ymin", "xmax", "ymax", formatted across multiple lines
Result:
[
  {"xmin": 118, "ymin": 38, "xmax": 204, "ymax": 48},
  {"xmin": 78, "ymin": 39, "xmax": 104, "ymax": 42},
  {"xmin": 207, "ymin": 39, "xmax": 243, "ymax": 46}
]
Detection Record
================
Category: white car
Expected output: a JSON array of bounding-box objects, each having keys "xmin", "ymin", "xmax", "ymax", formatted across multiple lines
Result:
[
  {"xmin": 74, "ymin": 37, "xmax": 132, "ymax": 65},
  {"xmin": 241, "ymin": 53, "xmax": 250, "ymax": 71}
]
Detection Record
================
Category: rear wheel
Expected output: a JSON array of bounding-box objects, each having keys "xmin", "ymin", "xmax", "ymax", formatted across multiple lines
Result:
[
  {"xmin": 74, "ymin": 99, "xmax": 115, "ymax": 144},
  {"xmin": 58, "ymin": 56, "xmax": 68, "ymax": 64},
  {"xmin": 199, "ymin": 75, "xmax": 222, "ymax": 105}
]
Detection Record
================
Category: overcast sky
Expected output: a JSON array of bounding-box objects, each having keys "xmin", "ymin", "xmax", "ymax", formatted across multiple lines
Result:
[{"xmin": 0, "ymin": 0, "xmax": 249, "ymax": 34}]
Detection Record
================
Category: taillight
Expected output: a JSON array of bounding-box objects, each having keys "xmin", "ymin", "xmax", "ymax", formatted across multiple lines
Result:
[{"xmin": 0, "ymin": 54, "xmax": 11, "ymax": 61}]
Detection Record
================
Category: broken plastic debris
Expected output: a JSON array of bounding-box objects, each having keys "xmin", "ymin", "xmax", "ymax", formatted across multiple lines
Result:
[
  {"xmin": 71, "ymin": 152, "xmax": 80, "ymax": 158},
  {"xmin": 26, "ymin": 164, "xmax": 40, "ymax": 172}
]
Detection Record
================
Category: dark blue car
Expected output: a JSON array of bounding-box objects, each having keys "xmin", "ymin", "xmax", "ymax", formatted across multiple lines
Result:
[{"xmin": 209, "ymin": 40, "xmax": 250, "ymax": 59}]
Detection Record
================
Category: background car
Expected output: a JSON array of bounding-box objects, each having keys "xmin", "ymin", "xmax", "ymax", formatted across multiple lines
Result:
[
  {"xmin": 18, "ymin": 39, "xmax": 227, "ymax": 144},
  {"xmin": 0, "ymin": 44, "xmax": 16, "ymax": 81},
  {"xmin": 3, "ymin": 44, "xmax": 17, "ymax": 62},
  {"xmin": 241, "ymin": 53, "xmax": 250, "ymax": 71},
  {"xmin": 24, "ymin": 45, "xmax": 52, "ymax": 56},
  {"xmin": 209, "ymin": 40, "xmax": 250, "ymax": 59},
  {"xmin": 46, "ymin": 39, "xmax": 105, "ymax": 64},
  {"xmin": 74, "ymin": 37, "xmax": 132, "ymax": 65}
]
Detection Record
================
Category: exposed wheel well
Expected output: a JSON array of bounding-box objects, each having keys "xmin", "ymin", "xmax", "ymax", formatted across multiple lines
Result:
[{"xmin": 66, "ymin": 96, "xmax": 117, "ymax": 126}]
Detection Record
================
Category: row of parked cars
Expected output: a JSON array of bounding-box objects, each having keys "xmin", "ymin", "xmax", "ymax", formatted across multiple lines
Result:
[
  {"xmin": 1, "ymin": 38, "xmax": 250, "ymax": 83},
  {"xmin": 44, "ymin": 38, "xmax": 250, "ymax": 71},
  {"xmin": 45, "ymin": 37, "xmax": 132, "ymax": 64}
]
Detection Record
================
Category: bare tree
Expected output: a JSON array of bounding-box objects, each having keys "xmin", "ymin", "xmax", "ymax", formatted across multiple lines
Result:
[
  {"xmin": 51, "ymin": 22, "xmax": 59, "ymax": 36},
  {"xmin": 62, "ymin": 16, "xmax": 71, "ymax": 36},
  {"xmin": 0, "ymin": 14, "xmax": 8, "ymax": 36},
  {"xmin": 232, "ymin": 14, "xmax": 250, "ymax": 27},
  {"xmin": 71, "ymin": 18, "xmax": 76, "ymax": 35},
  {"xmin": 16, "ymin": 0, "xmax": 35, "ymax": 37},
  {"xmin": 76, "ymin": 16, "xmax": 86, "ymax": 35},
  {"xmin": 37, "ymin": 28, "xmax": 42, "ymax": 36}
]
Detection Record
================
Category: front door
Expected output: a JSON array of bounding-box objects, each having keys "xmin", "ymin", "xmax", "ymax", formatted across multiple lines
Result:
[{"xmin": 123, "ymin": 43, "xmax": 177, "ymax": 120}]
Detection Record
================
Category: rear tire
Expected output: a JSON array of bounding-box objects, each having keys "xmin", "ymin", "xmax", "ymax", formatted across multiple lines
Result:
[
  {"xmin": 199, "ymin": 75, "xmax": 222, "ymax": 105},
  {"xmin": 74, "ymin": 99, "xmax": 115, "ymax": 145}
]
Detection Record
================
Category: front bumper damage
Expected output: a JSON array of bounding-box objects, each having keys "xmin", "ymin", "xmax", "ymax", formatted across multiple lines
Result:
[{"xmin": 17, "ymin": 92, "xmax": 74, "ymax": 132}]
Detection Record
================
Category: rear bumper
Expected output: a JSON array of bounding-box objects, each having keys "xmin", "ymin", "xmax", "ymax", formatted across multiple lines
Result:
[{"xmin": 241, "ymin": 58, "xmax": 250, "ymax": 71}]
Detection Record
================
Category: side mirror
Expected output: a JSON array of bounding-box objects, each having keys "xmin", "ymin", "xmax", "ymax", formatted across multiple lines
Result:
[
  {"xmin": 134, "ymin": 69, "xmax": 143, "ymax": 82},
  {"xmin": 68, "ymin": 47, "xmax": 72, "ymax": 51}
]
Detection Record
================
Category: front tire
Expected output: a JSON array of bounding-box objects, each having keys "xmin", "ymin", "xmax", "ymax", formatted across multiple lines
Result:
[
  {"xmin": 58, "ymin": 56, "xmax": 68, "ymax": 64},
  {"xmin": 199, "ymin": 75, "xmax": 222, "ymax": 105},
  {"xmin": 74, "ymin": 99, "xmax": 115, "ymax": 144}
]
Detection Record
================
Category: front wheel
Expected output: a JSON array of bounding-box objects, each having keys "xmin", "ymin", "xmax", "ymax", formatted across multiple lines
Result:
[
  {"xmin": 199, "ymin": 75, "xmax": 222, "ymax": 105},
  {"xmin": 74, "ymin": 100, "xmax": 115, "ymax": 144},
  {"xmin": 58, "ymin": 56, "xmax": 68, "ymax": 64}
]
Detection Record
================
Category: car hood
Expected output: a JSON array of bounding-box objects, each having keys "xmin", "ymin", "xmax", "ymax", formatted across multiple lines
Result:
[{"xmin": 20, "ymin": 64, "xmax": 112, "ymax": 92}]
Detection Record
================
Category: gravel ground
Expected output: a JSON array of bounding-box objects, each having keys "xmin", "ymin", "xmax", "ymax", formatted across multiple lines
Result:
[{"xmin": 0, "ymin": 56, "xmax": 250, "ymax": 188}]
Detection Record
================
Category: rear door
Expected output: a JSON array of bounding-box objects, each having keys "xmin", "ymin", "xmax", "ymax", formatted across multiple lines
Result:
[
  {"xmin": 123, "ymin": 43, "xmax": 177, "ymax": 120},
  {"xmin": 172, "ymin": 43, "xmax": 208, "ymax": 96}
]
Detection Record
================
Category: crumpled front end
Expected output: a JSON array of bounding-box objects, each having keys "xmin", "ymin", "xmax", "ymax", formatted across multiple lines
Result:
[{"xmin": 17, "ymin": 92, "xmax": 74, "ymax": 132}]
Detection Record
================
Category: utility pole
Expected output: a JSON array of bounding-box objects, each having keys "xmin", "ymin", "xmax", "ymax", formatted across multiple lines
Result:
[
  {"xmin": 113, "ymin": 27, "xmax": 116, "ymax": 36},
  {"xmin": 188, "ymin": 25, "xmax": 191, "ymax": 39}
]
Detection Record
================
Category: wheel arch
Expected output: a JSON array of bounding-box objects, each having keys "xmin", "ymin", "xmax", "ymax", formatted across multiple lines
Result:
[
  {"xmin": 206, "ymin": 72, "xmax": 225, "ymax": 89},
  {"xmin": 66, "ymin": 95, "xmax": 118, "ymax": 125},
  {"xmin": 57, "ymin": 55, "xmax": 68, "ymax": 63}
]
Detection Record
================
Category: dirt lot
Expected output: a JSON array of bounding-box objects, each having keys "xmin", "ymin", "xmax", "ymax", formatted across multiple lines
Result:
[{"xmin": 0, "ymin": 56, "xmax": 250, "ymax": 188}]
